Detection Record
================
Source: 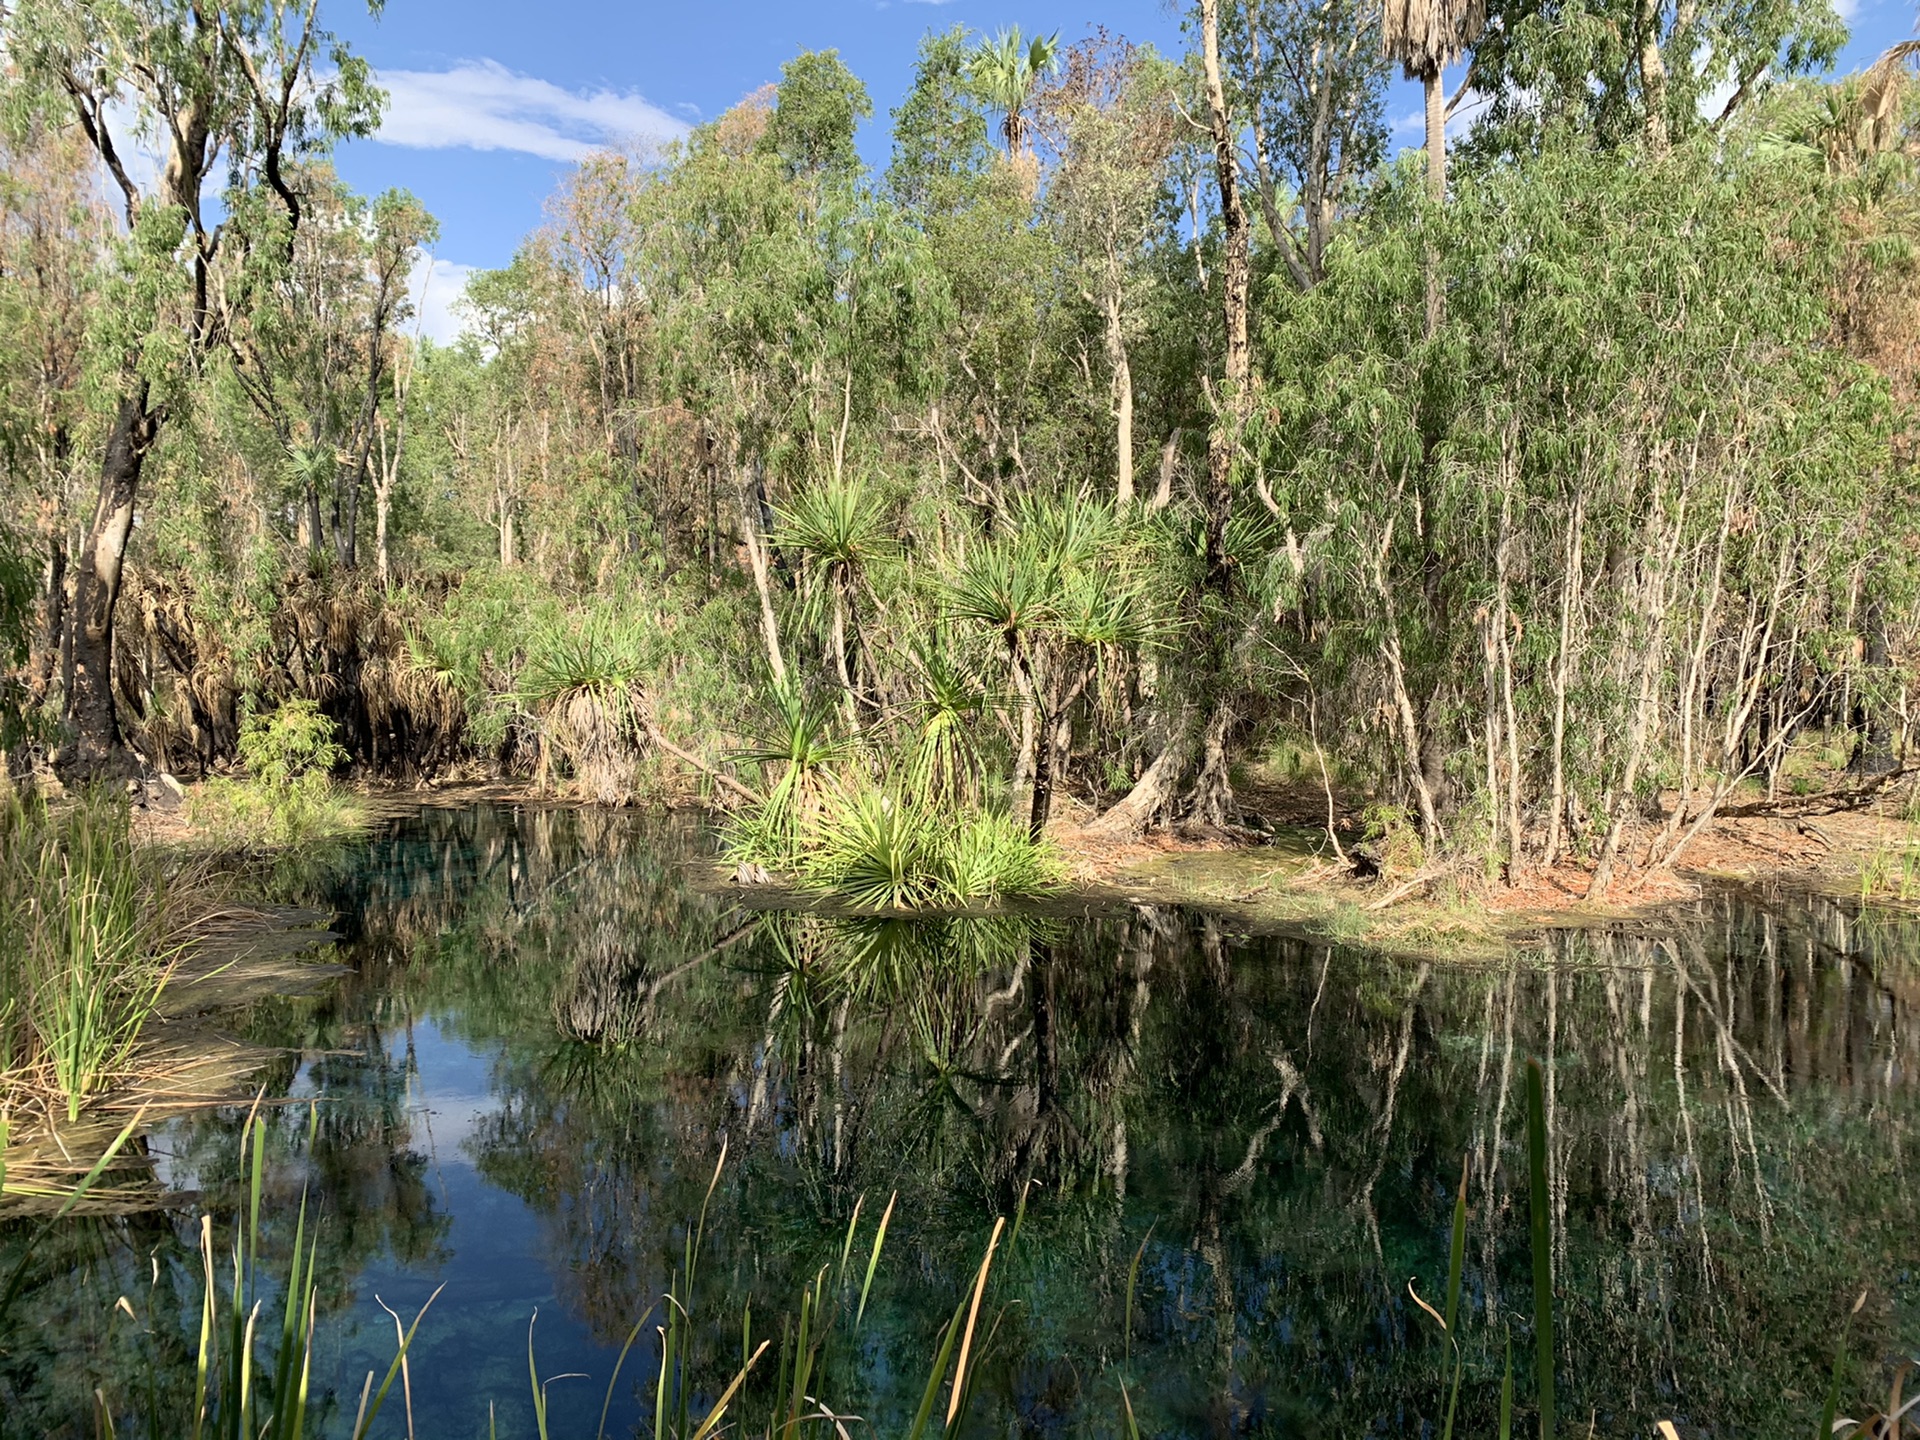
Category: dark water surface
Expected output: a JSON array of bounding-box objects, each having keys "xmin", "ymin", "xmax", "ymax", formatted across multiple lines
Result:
[{"xmin": 5, "ymin": 803, "xmax": 1918, "ymax": 1438}]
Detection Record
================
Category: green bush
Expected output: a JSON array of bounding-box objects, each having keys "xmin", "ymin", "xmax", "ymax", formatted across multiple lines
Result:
[
  {"xmin": 187, "ymin": 701, "xmax": 362, "ymax": 849},
  {"xmin": 237, "ymin": 700, "xmax": 347, "ymax": 787}
]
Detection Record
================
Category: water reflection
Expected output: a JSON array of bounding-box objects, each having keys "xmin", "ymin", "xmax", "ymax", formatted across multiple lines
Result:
[{"xmin": 3, "ymin": 805, "xmax": 1916, "ymax": 1438}]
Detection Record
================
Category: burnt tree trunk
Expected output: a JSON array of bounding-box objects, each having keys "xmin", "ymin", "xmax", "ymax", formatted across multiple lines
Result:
[
  {"xmin": 28, "ymin": 535, "xmax": 67, "ymax": 705},
  {"xmin": 60, "ymin": 385, "xmax": 160, "ymax": 782}
]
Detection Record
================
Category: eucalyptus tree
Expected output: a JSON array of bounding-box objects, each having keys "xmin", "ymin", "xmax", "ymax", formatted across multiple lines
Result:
[
  {"xmin": 0, "ymin": 124, "xmax": 107, "ymax": 718},
  {"xmin": 1464, "ymin": 0, "xmax": 1847, "ymax": 157},
  {"xmin": 219, "ymin": 169, "xmax": 435, "ymax": 567},
  {"xmin": 766, "ymin": 49, "xmax": 872, "ymax": 180},
  {"xmin": 1034, "ymin": 35, "xmax": 1181, "ymax": 504},
  {"xmin": 0, "ymin": 0, "xmax": 381, "ymax": 779},
  {"xmin": 1215, "ymin": 0, "xmax": 1391, "ymax": 289},
  {"xmin": 886, "ymin": 27, "xmax": 998, "ymax": 216}
]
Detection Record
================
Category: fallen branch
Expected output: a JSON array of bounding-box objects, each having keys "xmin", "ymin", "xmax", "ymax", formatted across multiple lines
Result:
[
  {"xmin": 642, "ymin": 721, "xmax": 763, "ymax": 807},
  {"xmin": 1365, "ymin": 861, "xmax": 1457, "ymax": 912}
]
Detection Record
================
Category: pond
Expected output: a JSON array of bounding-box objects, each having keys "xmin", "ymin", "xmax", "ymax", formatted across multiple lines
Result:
[{"xmin": 4, "ymin": 802, "xmax": 1917, "ymax": 1438}]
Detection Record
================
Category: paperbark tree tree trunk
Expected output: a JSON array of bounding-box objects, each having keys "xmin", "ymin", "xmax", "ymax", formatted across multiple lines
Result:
[
  {"xmin": 1102, "ymin": 289, "xmax": 1135, "ymax": 504},
  {"xmin": 61, "ymin": 384, "xmax": 160, "ymax": 781}
]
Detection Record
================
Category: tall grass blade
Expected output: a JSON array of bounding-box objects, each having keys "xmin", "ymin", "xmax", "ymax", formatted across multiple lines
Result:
[
  {"xmin": 1500, "ymin": 1337, "xmax": 1513, "ymax": 1440},
  {"xmin": 1442, "ymin": 1157, "xmax": 1468, "ymax": 1440},
  {"xmin": 839, "ymin": 1193, "xmax": 866, "ymax": 1281},
  {"xmin": 855, "ymin": 1191, "xmax": 896, "ymax": 1331},
  {"xmin": 1820, "ymin": 1290, "xmax": 1869, "ymax": 1440},
  {"xmin": 905, "ymin": 1303, "xmax": 967, "ymax": 1440},
  {"xmin": 686, "ymin": 1340, "xmax": 769, "ymax": 1440},
  {"xmin": 349, "ymin": 1284, "xmax": 444, "ymax": 1440},
  {"xmin": 1124, "ymin": 1224, "xmax": 1154, "ymax": 1368},
  {"xmin": 947, "ymin": 1216, "xmax": 1006, "ymax": 1426},
  {"xmin": 597, "ymin": 1308, "xmax": 654, "ymax": 1440},
  {"xmin": 529, "ymin": 1313, "xmax": 549, "ymax": 1440}
]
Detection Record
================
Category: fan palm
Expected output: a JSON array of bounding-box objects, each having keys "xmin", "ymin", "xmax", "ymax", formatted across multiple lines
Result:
[
  {"xmin": 1381, "ymin": 0, "xmax": 1484, "ymax": 199},
  {"xmin": 969, "ymin": 26, "xmax": 1061, "ymax": 159}
]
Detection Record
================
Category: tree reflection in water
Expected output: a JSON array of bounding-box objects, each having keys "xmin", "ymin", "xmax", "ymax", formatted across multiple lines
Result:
[{"xmin": 2, "ymin": 805, "xmax": 1915, "ymax": 1438}]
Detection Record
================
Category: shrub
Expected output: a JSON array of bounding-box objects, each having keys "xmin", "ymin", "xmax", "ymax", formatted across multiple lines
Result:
[{"xmin": 187, "ymin": 701, "xmax": 362, "ymax": 849}]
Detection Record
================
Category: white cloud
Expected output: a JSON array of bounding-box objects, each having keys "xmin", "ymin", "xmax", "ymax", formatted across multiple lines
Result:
[
  {"xmin": 375, "ymin": 60, "xmax": 688, "ymax": 162},
  {"xmin": 408, "ymin": 255, "xmax": 478, "ymax": 346}
]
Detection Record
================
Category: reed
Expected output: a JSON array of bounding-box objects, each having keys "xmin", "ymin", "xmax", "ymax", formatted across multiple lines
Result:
[
  {"xmin": 0, "ymin": 794, "xmax": 188, "ymax": 1121},
  {"xmin": 78, "ymin": 1099, "xmax": 430, "ymax": 1440}
]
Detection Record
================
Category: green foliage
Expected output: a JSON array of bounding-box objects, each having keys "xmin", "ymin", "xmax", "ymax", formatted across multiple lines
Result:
[
  {"xmin": 730, "ymin": 680, "xmax": 848, "ymax": 867},
  {"xmin": 188, "ymin": 701, "xmax": 362, "ymax": 850},
  {"xmin": 0, "ymin": 524, "xmax": 34, "ymax": 750},
  {"xmin": 237, "ymin": 700, "xmax": 346, "ymax": 789},
  {"xmin": 766, "ymin": 49, "xmax": 872, "ymax": 179},
  {"xmin": 0, "ymin": 794, "xmax": 183, "ymax": 1121},
  {"xmin": 969, "ymin": 25, "xmax": 1061, "ymax": 154},
  {"xmin": 1464, "ymin": 0, "xmax": 1846, "ymax": 157},
  {"xmin": 520, "ymin": 609, "xmax": 656, "ymax": 802},
  {"xmin": 783, "ymin": 781, "xmax": 1063, "ymax": 910},
  {"xmin": 887, "ymin": 26, "xmax": 997, "ymax": 210},
  {"xmin": 1251, "ymin": 135, "xmax": 1899, "ymax": 862}
]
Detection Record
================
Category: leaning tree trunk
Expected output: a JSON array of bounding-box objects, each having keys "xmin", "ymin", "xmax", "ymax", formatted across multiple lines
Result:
[{"xmin": 61, "ymin": 385, "xmax": 159, "ymax": 782}]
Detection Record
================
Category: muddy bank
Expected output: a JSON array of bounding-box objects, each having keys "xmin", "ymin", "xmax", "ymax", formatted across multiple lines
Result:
[
  {"xmin": 1, "ymin": 906, "xmax": 343, "ymax": 1214},
  {"xmin": 1054, "ymin": 792, "xmax": 1920, "ymax": 959}
]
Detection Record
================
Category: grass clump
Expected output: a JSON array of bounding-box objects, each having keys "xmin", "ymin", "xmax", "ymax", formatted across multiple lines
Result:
[
  {"xmin": 0, "ymin": 794, "xmax": 192, "ymax": 1122},
  {"xmin": 187, "ymin": 700, "xmax": 364, "ymax": 850}
]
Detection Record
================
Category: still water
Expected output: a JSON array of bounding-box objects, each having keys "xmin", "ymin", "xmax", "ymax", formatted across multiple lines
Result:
[{"xmin": 5, "ymin": 803, "xmax": 1917, "ymax": 1437}]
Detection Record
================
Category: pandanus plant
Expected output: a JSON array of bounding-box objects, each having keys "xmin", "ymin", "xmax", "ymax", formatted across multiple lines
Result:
[
  {"xmin": 947, "ymin": 492, "xmax": 1158, "ymax": 839},
  {"xmin": 730, "ymin": 679, "xmax": 849, "ymax": 867},
  {"xmin": 776, "ymin": 474, "xmax": 894, "ymax": 731}
]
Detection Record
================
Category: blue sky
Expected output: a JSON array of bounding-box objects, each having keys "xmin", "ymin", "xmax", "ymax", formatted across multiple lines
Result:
[{"xmin": 321, "ymin": 0, "xmax": 1918, "ymax": 341}]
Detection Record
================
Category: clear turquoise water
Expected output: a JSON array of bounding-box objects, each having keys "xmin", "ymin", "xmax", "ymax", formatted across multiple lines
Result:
[{"xmin": 4, "ymin": 803, "xmax": 1916, "ymax": 1438}]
